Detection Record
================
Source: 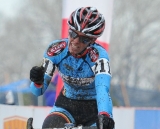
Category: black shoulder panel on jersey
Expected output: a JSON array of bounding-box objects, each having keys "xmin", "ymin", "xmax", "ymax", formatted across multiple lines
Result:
[{"xmin": 47, "ymin": 40, "xmax": 67, "ymax": 56}]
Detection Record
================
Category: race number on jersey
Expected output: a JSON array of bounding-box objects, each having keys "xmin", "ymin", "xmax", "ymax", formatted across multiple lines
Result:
[
  {"xmin": 42, "ymin": 58, "xmax": 55, "ymax": 77},
  {"xmin": 92, "ymin": 58, "xmax": 111, "ymax": 76}
]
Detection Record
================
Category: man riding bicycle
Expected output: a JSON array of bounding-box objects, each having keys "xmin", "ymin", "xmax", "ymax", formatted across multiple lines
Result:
[{"xmin": 30, "ymin": 6, "xmax": 115, "ymax": 129}]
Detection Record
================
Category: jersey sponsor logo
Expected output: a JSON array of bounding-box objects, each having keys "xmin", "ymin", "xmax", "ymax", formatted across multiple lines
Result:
[
  {"xmin": 59, "ymin": 72, "xmax": 94, "ymax": 86},
  {"xmin": 92, "ymin": 58, "xmax": 111, "ymax": 76},
  {"xmin": 47, "ymin": 41, "xmax": 66, "ymax": 56},
  {"xmin": 88, "ymin": 47, "xmax": 99, "ymax": 62}
]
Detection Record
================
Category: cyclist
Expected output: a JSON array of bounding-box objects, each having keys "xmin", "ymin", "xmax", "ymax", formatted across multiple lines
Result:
[{"xmin": 30, "ymin": 7, "xmax": 115, "ymax": 129}]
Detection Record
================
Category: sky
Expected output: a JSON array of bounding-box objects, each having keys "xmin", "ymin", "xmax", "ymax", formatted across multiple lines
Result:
[{"xmin": 0, "ymin": 0, "xmax": 23, "ymax": 17}]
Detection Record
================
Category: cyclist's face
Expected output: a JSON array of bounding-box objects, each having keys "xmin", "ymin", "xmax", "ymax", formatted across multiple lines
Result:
[{"xmin": 68, "ymin": 29, "xmax": 94, "ymax": 55}]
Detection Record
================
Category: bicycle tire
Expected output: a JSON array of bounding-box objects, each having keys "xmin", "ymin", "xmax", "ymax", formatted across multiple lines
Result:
[{"xmin": 26, "ymin": 118, "xmax": 97, "ymax": 129}]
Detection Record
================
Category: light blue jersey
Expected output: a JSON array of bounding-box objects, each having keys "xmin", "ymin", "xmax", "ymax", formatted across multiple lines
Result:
[{"xmin": 30, "ymin": 38, "xmax": 113, "ymax": 117}]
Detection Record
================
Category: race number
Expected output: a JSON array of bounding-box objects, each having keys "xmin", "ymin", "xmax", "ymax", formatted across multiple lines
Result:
[
  {"xmin": 92, "ymin": 58, "xmax": 111, "ymax": 76},
  {"xmin": 42, "ymin": 58, "xmax": 55, "ymax": 76}
]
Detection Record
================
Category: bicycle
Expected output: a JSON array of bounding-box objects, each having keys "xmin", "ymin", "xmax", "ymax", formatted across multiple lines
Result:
[{"xmin": 26, "ymin": 117, "xmax": 98, "ymax": 129}]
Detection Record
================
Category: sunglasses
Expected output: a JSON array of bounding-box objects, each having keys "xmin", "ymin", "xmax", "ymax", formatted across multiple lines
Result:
[{"xmin": 68, "ymin": 29, "xmax": 93, "ymax": 44}]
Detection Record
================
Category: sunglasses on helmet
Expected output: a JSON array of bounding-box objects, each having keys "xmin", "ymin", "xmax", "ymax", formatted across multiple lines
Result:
[{"xmin": 68, "ymin": 29, "xmax": 93, "ymax": 44}]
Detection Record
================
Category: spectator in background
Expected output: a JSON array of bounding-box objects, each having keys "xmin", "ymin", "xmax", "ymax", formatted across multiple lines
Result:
[{"xmin": 5, "ymin": 90, "xmax": 15, "ymax": 105}]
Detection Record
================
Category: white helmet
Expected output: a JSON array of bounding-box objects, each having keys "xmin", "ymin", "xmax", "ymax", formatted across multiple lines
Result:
[{"xmin": 68, "ymin": 7, "xmax": 105, "ymax": 38}]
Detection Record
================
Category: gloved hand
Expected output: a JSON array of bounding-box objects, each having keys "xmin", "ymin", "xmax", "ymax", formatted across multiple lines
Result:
[
  {"xmin": 97, "ymin": 114, "xmax": 115, "ymax": 129},
  {"xmin": 30, "ymin": 66, "xmax": 45, "ymax": 84}
]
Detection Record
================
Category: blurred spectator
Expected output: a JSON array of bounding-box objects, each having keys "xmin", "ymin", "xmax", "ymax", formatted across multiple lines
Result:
[{"xmin": 5, "ymin": 90, "xmax": 15, "ymax": 105}]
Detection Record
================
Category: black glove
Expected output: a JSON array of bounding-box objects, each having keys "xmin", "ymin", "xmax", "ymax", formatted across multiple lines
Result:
[
  {"xmin": 97, "ymin": 114, "xmax": 115, "ymax": 129},
  {"xmin": 30, "ymin": 66, "xmax": 45, "ymax": 84}
]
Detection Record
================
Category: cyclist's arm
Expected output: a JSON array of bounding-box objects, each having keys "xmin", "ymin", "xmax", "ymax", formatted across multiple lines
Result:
[
  {"xmin": 93, "ymin": 49, "xmax": 113, "ymax": 118},
  {"xmin": 30, "ymin": 39, "xmax": 68, "ymax": 96}
]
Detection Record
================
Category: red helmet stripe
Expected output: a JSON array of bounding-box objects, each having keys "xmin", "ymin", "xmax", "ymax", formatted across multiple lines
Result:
[
  {"xmin": 81, "ymin": 11, "xmax": 92, "ymax": 29},
  {"xmin": 94, "ymin": 23, "xmax": 105, "ymax": 34},
  {"xmin": 79, "ymin": 7, "xmax": 86, "ymax": 21},
  {"xmin": 69, "ymin": 12, "xmax": 74, "ymax": 24},
  {"xmin": 90, "ymin": 12, "xmax": 99, "ymax": 24}
]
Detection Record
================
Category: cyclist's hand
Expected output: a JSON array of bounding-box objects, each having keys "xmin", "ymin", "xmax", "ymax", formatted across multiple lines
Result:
[
  {"xmin": 97, "ymin": 114, "xmax": 115, "ymax": 129},
  {"xmin": 30, "ymin": 66, "xmax": 45, "ymax": 84}
]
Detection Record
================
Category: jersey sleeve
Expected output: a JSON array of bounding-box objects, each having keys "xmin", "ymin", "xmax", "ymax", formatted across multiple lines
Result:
[
  {"xmin": 30, "ymin": 39, "xmax": 68, "ymax": 96},
  {"xmin": 92, "ymin": 45, "xmax": 113, "ymax": 118}
]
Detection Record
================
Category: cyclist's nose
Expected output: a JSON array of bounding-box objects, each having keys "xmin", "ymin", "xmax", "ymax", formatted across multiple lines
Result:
[{"xmin": 71, "ymin": 37, "xmax": 80, "ymax": 44}]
